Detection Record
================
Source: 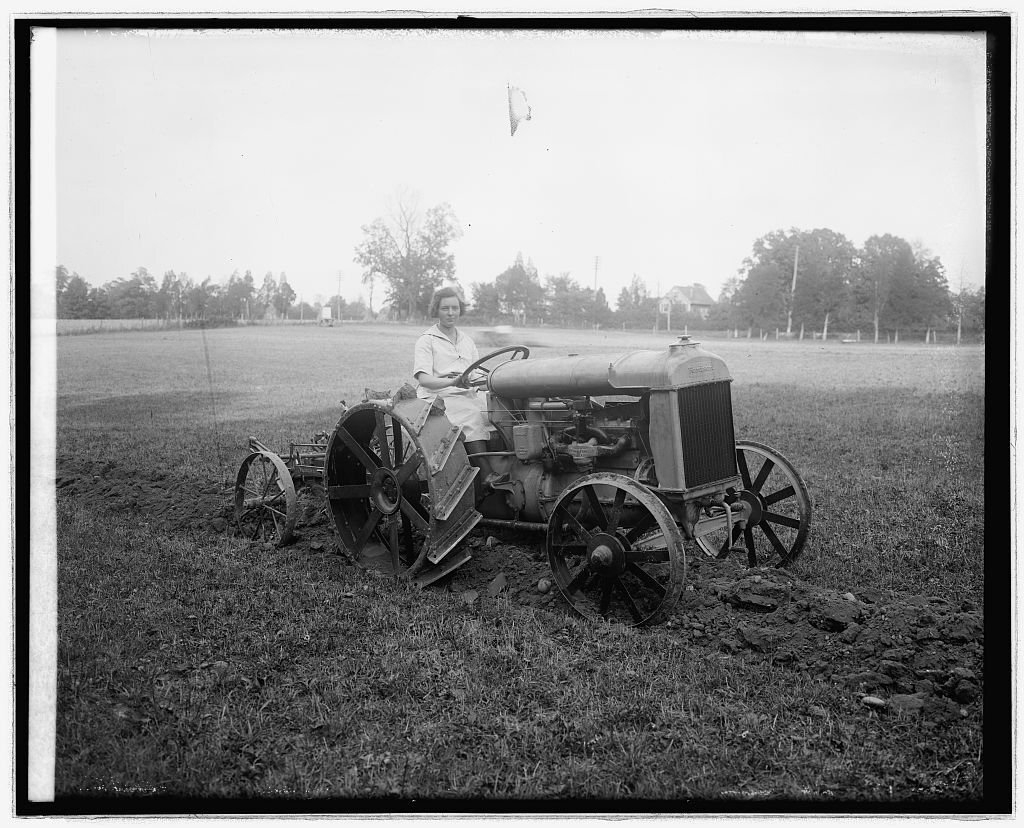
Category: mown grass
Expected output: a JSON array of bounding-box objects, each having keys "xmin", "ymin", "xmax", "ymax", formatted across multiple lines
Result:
[
  {"xmin": 54, "ymin": 324, "xmax": 989, "ymax": 805},
  {"xmin": 56, "ymin": 497, "xmax": 982, "ymax": 803}
]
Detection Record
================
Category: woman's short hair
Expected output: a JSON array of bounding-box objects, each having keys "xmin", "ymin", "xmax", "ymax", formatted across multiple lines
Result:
[{"xmin": 429, "ymin": 286, "xmax": 466, "ymax": 317}]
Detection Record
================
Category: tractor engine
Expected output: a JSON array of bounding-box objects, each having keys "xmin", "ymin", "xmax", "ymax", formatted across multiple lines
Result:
[{"xmin": 478, "ymin": 336, "xmax": 741, "ymax": 526}]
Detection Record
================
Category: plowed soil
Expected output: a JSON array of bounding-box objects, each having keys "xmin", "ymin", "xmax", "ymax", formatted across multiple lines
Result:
[{"xmin": 56, "ymin": 456, "xmax": 984, "ymax": 725}]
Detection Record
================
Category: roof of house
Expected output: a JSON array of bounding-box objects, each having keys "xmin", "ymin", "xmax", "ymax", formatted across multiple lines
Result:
[{"xmin": 667, "ymin": 284, "xmax": 716, "ymax": 306}]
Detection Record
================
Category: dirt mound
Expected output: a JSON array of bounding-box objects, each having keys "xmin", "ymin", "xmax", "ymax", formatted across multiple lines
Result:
[
  {"xmin": 56, "ymin": 457, "xmax": 983, "ymax": 723},
  {"xmin": 448, "ymin": 533, "xmax": 982, "ymax": 723},
  {"xmin": 55, "ymin": 456, "xmax": 235, "ymax": 534}
]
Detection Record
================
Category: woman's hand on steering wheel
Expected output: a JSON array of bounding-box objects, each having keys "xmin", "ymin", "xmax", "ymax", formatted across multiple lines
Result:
[
  {"xmin": 441, "ymin": 371, "xmax": 468, "ymax": 389},
  {"xmin": 457, "ymin": 345, "xmax": 530, "ymax": 389}
]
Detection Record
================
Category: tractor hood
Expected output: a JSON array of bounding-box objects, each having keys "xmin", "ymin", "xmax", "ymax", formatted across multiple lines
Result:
[{"xmin": 487, "ymin": 336, "xmax": 732, "ymax": 398}]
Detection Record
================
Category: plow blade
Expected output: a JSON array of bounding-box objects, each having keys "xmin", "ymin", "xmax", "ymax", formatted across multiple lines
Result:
[{"xmin": 412, "ymin": 548, "xmax": 472, "ymax": 588}]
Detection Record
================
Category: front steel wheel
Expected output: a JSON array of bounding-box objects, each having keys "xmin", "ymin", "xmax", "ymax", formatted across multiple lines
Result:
[
  {"xmin": 546, "ymin": 474, "xmax": 686, "ymax": 627},
  {"xmin": 695, "ymin": 440, "xmax": 811, "ymax": 567}
]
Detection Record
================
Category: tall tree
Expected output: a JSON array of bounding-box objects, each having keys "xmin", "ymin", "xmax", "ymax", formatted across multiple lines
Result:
[
  {"xmin": 615, "ymin": 286, "xmax": 632, "ymax": 313},
  {"xmin": 850, "ymin": 234, "xmax": 915, "ymax": 342},
  {"xmin": 59, "ymin": 272, "xmax": 91, "ymax": 318},
  {"xmin": 56, "ymin": 265, "xmax": 70, "ymax": 299},
  {"xmin": 545, "ymin": 273, "xmax": 586, "ymax": 327},
  {"xmin": 353, "ymin": 194, "xmax": 462, "ymax": 320},
  {"xmin": 894, "ymin": 246, "xmax": 952, "ymax": 339},
  {"xmin": 739, "ymin": 229, "xmax": 800, "ymax": 331},
  {"xmin": 470, "ymin": 281, "xmax": 501, "ymax": 320},
  {"xmin": 225, "ymin": 269, "xmax": 255, "ymax": 320},
  {"xmin": 256, "ymin": 271, "xmax": 277, "ymax": 318},
  {"xmin": 612, "ymin": 274, "xmax": 657, "ymax": 328},
  {"xmin": 183, "ymin": 277, "xmax": 218, "ymax": 320},
  {"xmin": 495, "ymin": 254, "xmax": 545, "ymax": 324},
  {"xmin": 273, "ymin": 274, "xmax": 297, "ymax": 318},
  {"xmin": 103, "ymin": 267, "xmax": 158, "ymax": 318},
  {"xmin": 156, "ymin": 270, "xmax": 179, "ymax": 321},
  {"xmin": 737, "ymin": 228, "xmax": 856, "ymax": 338},
  {"xmin": 590, "ymin": 287, "xmax": 613, "ymax": 328},
  {"xmin": 955, "ymin": 285, "xmax": 985, "ymax": 339},
  {"xmin": 86, "ymin": 285, "xmax": 111, "ymax": 318},
  {"xmin": 732, "ymin": 261, "xmax": 788, "ymax": 332},
  {"xmin": 789, "ymin": 229, "xmax": 856, "ymax": 339}
]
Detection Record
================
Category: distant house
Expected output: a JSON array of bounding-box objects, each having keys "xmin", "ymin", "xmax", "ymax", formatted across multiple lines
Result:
[{"xmin": 665, "ymin": 284, "xmax": 716, "ymax": 319}]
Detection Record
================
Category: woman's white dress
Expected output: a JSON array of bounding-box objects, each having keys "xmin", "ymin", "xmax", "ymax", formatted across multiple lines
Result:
[{"xmin": 412, "ymin": 324, "xmax": 494, "ymax": 442}]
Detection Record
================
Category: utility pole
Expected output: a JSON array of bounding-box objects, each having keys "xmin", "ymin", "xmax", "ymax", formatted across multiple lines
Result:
[
  {"xmin": 336, "ymin": 271, "xmax": 341, "ymax": 323},
  {"xmin": 593, "ymin": 256, "xmax": 599, "ymax": 328},
  {"xmin": 786, "ymin": 245, "xmax": 799, "ymax": 336}
]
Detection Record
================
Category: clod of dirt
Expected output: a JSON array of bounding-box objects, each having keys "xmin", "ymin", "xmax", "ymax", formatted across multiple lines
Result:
[
  {"xmin": 808, "ymin": 596, "xmax": 864, "ymax": 632},
  {"xmin": 537, "ymin": 578, "xmax": 552, "ymax": 594},
  {"xmin": 487, "ymin": 574, "xmax": 508, "ymax": 597},
  {"xmin": 736, "ymin": 623, "xmax": 788, "ymax": 653},
  {"xmin": 460, "ymin": 590, "xmax": 479, "ymax": 606},
  {"xmin": 861, "ymin": 696, "xmax": 886, "ymax": 709},
  {"xmin": 718, "ymin": 573, "xmax": 792, "ymax": 612}
]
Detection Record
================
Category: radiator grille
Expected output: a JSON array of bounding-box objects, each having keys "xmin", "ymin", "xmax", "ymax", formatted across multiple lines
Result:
[{"xmin": 678, "ymin": 382, "xmax": 738, "ymax": 488}]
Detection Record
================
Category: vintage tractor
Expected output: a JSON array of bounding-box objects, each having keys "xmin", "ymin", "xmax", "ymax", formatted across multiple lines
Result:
[{"xmin": 321, "ymin": 336, "xmax": 811, "ymax": 626}]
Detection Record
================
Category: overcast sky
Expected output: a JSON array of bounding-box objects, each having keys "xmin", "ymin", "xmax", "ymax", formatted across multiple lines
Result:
[{"xmin": 54, "ymin": 26, "xmax": 987, "ymax": 309}]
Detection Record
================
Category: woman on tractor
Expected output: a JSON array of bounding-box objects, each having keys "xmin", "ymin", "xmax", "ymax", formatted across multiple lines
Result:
[{"xmin": 413, "ymin": 286, "xmax": 497, "ymax": 482}]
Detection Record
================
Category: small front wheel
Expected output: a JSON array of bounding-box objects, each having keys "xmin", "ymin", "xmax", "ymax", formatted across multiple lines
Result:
[
  {"xmin": 695, "ymin": 440, "xmax": 811, "ymax": 567},
  {"xmin": 546, "ymin": 474, "xmax": 686, "ymax": 626}
]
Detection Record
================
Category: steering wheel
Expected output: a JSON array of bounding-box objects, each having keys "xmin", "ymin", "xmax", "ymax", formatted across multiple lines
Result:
[{"xmin": 458, "ymin": 346, "xmax": 530, "ymax": 389}]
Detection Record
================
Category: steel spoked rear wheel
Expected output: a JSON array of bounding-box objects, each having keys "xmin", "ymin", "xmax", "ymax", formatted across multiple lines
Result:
[
  {"xmin": 547, "ymin": 474, "xmax": 686, "ymax": 627},
  {"xmin": 695, "ymin": 440, "xmax": 811, "ymax": 567},
  {"xmin": 234, "ymin": 450, "xmax": 297, "ymax": 546},
  {"xmin": 326, "ymin": 404, "xmax": 432, "ymax": 577}
]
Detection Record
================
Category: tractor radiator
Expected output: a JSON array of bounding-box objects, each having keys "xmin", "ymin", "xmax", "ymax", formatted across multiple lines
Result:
[{"xmin": 677, "ymin": 381, "xmax": 738, "ymax": 488}]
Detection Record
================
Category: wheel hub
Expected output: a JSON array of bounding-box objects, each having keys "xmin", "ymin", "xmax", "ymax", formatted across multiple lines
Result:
[
  {"xmin": 738, "ymin": 489, "xmax": 764, "ymax": 526},
  {"xmin": 588, "ymin": 532, "xmax": 627, "ymax": 574},
  {"xmin": 370, "ymin": 466, "xmax": 402, "ymax": 515}
]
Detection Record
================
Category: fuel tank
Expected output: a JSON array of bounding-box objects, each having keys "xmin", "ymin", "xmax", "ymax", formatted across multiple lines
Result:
[{"xmin": 487, "ymin": 337, "xmax": 732, "ymax": 398}]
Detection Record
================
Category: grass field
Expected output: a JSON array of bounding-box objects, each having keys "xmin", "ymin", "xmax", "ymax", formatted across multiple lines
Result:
[{"xmin": 53, "ymin": 323, "xmax": 990, "ymax": 806}]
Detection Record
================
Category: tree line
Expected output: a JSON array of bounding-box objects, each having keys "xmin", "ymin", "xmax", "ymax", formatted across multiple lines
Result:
[
  {"xmin": 54, "ymin": 265, "xmax": 369, "ymax": 323},
  {"xmin": 352, "ymin": 197, "xmax": 984, "ymax": 340},
  {"xmin": 717, "ymin": 228, "xmax": 984, "ymax": 342},
  {"xmin": 468, "ymin": 240, "xmax": 983, "ymax": 342},
  {"xmin": 55, "ymin": 196, "xmax": 985, "ymax": 342}
]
